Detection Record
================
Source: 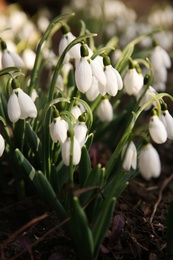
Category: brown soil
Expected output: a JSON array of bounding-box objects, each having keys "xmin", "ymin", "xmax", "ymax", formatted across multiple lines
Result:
[{"xmin": 0, "ymin": 138, "xmax": 173, "ymax": 260}]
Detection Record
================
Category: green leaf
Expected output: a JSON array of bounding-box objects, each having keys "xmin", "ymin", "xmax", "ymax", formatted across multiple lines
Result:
[
  {"xmin": 92, "ymin": 197, "xmax": 116, "ymax": 258},
  {"xmin": 115, "ymin": 43, "xmax": 134, "ymax": 72},
  {"xmin": 0, "ymin": 66, "xmax": 22, "ymax": 77},
  {"xmin": 25, "ymin": 121, "xmax": 42, "ymax": 164},
  {"xmin": 69, "ymin": 197, "xmax": 94, "ymax": 260},
  {"xmin": 14, "ymin": 148, "xmax": 67, "ymax": 220},
  {"xmin": 79, "ymin": 145, "xmax": 92, "ymax": 187}
]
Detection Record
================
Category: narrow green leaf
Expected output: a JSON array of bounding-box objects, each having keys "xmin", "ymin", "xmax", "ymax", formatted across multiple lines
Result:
[
  {"xmin": 0, "ymin": 66, "xmax": 22, "ymax": 77},
  {"xmin": 92, "ymin": 197, "xmax": 116, "ymax": 258},
  {"xmin": 115, "ymin": 43, "xmax": 134, "ymax": 72},
  {"xmin": 69, "ymin": 197, "xmax": 94, "ymax": 260},
  {"xmin": 79, "ymin": 145, "xmax": 92, "ymax": 187},
  {"xmin": 14, "ymin": 149, "xmax": 67, "ymax": 220}
]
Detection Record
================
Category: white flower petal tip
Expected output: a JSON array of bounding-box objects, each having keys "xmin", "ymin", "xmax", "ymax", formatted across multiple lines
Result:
[
  {"xmin": 0, "ymin": 134, "xmax": 5, "ymax": 157},
  {"xmin": 139, "ymin": 143, "xmax": 161, "ymax": 180},
  {"xmin": 50, "ymin": 117, "xmax": 68, "ymax": 143},
  {"xmin": 122, "ymin": 141, "xmax": 137, "ymax": 171},
  {"xmin": 97, "ymin": 99, "xmax": 113, "ymax": 122},
  {"xmin": 149, "ymin": 115, "xmax": 167, "ymax": 144},
  {"xmin": 104, "ymin": 65, "xmax": 122, "ymax": 96},
  {"xmin": 160, "ymin": 110, "xmax": 173, "ymax": 140},
  {"xmin": 7, "ymin": 88, "xmax": 37, "ymax": 123},
  {"xmin": 75, "ymin": 57, "xmax": 93, "ymax": 93},
  {"xmin": 74, "ymin": 122, "xmax": 88, "ymax": 147},
  {"xmin": 62, "ymin": 137, "xmax": 81, "ymax": 166},
  {"xmin": 124, "ymin": 68, "xmax": 144, "ymax": 96}
]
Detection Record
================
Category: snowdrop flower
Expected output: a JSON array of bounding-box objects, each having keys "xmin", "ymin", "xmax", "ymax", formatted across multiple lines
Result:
[
  {"xmin": 0, "ymin": 134, "xmax": 5, "ymax": 157},
  {"xmin": 149, "ymin": 113, "xmax": 167, "ymax": 144},
  {"xmin": 61, "ymin": 136, "xmax": 81, "ymax": 166},
  {"xmin": 1, "ymin": 40, "xmax": 24, "ymax": 68},
  {"xmin": 50, "ymin": 116, "xmax": 68, "ymax": 144},
  {"xmin": 7, "ymin": 79, "xmax": 37, "ymax": 123},
  {"xmin": 75, "ymin": 44, "xmax": 93, "ymax": 93},
  {"xmin": 150, "ymin": 44, "xmax": 171, "ymax": 71},
  {"xmin": 103, "ymin": 56, "xmax": 123, "ymax": 96},
  {"xmin": 59, "ymin": 25, "xmax": 80, "ymax": 62},
  {"xmin": 90, "ymin": 57, "xmax": 106, "ymax": 87},
  {"xmin": 97, "ymin": 98, "xmax": 113, "ymax": 122},
  {"xmin": 136, "ymin": 86, "xmax": 156, "ymax": 110},
  {"xmin": 86, "ymin": 76, "xmax": 100, "ymax": 101},
  {"xmin": 160, "ymin": 105, "xmax": 173, "ymax": 140},
  {"xmin": 121, "ymin": 141, "xmax": 137, "ymax": 171},
  {"xmin": 22, "ymin": 49, "xmax": 36, "ymax": 70},
  {"xmin": 74, "ymin": 121, "xmax": 88, "ymax": 147},
  {"xmin": 124, "ymin": 67, "xmax": 144, "ymax": 96},
  {"xmin": 139, "ymin": 143, "xmax": 161, "ymax": 180},
  {"xmin": 71, "ymin": 105, "xmax": 83, "ymax": 120}
]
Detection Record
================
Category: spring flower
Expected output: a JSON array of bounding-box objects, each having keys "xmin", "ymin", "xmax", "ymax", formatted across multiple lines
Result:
[
  {"xmin": 149, "ymin": 114, "xmax": 167, "ymax": 144},
  {"xmin": 61, "ymin": 136, "xmax": 81, "ymax": 166},
  {"xmin": 86, "ymin": 76, "xmax": 100, "ymax": 101},
  {"xmin": 150, "ymin": 45, "xmax": 171, "ymax": 71},
  {"xmin": 124, "ymin": 67, "xmax": 144, "ymax": 96},
  {"xmin": 97, "ymin": 98, "xmax": 113, "ymax": 122},
  {"xmin": 121, "ymin": 141, "xmax": 137, "ymax": 171},
  {"xmin": 1, "ymin": 40, "xmax": 24, "ymax": 68},
  {"xmin": 71, "ymin": 105, "xmax": 83, "ymax": 120},
  {"xmin": 139, "ymin": 143, "xmax": 161, "ymax": 180},
  {"xmin": 50, "ymin": 116, "xmax": 68, "ymax": 144},
  {"xmin": 74, "ymin": 121, "xmax": 88, "ymax": 147},
  {"xmin": 103, "ymin": 56, "xmax": 123, "ymax": 96},
  {"xmin": 160, "ymin": 108, "xmax": 173, "ymax": 140},
  {"xmin": 0, "ymin": 134, "xmax": 5, "ymax": 157},
  {"xmin": 7, "ymin": 79, "xmax": 37, "ymax": 123},
  {"xmin": 90, "ymin": 57, "xmax": 106, "ymax": 87},
  {"xmin": 136, "ymin": 86, "xmax": 156, "ymax": 110},
  {"xmin": 75, "ymin": 44, "xmax": 93, "ymax": 93}
]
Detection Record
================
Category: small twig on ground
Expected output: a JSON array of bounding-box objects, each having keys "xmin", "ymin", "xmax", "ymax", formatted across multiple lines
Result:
[{"xmin": 150, "ymin": 173, "xmax": 173, "ymax": 223}]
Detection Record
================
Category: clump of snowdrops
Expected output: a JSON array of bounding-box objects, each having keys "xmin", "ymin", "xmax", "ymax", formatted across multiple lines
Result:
[{"xmin": 0, "ymin": 12, "xmax": 173, "ymax": 259}]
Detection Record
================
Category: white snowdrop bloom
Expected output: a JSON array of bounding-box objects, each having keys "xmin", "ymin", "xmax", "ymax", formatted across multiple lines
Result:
[
  {"xmin": 124, "ymin": 68, "xmax": 144, "ymax": 96},
  {"xmin": 104, "ymin": 65, "xmax": 123, "ymax": 96},
  {"xmin": 1, "ymin": 49, "xmax": 25, "ymax": 69},
  {"xmin": 22, "ymin": 49, "xmax": 36, "ymax": 70},
  {"xmin": 66, "ymin": 32, "xmax": 81, "ymax": 60},
  {"xmin": 136, "ymin": 86, "xmax": 156, "ymax": 110},
  {"xmin": 150, "ymin": 45, "xmax": 171, "ymax": 71},
  {"xmin": 86, "ymin": 76, "xmax": 100, "ymax": 101},
  {"xmin": 0, "ymin": 134, "xmax": 5, "ymax": 157},
  {"xmin": 31, "ymin": 89, "xmax": 38, "ymax": 102},
  {"xmin": 90, "ymin": 58, "xmax": 106, "ymax": 87},
  {"xmin": 160, "ymin": 110, "xmax": 173, "ymax": 140},
  {"xmin": 139, "ymin": 143, "xmax": 161, "ymax": 180},
  {"xmin": 50, "ymin": 117, "xmax": 68, "ymax": 143},
  {"xmin": 153, "ymin": 81, "xmax": 166, "ymax": 92},
  {"xmin": 71, "ymin": 105, "xmax": 82, "ymax": 120},
  {"xmin": 74, "ymin": 122, "xmax": 88, "ymax": 147},
  {"xmin": 58, "ymin": 35, "xmax": 70, "ymax": 63},
  {"xmin": 153, "ymin": 67, "xmax": 167, "ymax": 83},
  {"xmin": 61, "ymin": 137, "xmax": 81, "ymax": 166},
  {"xmin": 75, "ymin": 57, "xmax": 93, "ymax": 93},
  {"xmin": 149, "ymin": 115, "xmax": 167, "ymax": 144},
  {"xmin": 97, "ymin": 99, "xmax": 113, "ymax": 122},
  {"xmin": 121, "ymin": 141, "xmax": 137, "ymax": 171},
  {"xmin": 7, "ymin": 87, "xmax": 37, "ymax": 123}
]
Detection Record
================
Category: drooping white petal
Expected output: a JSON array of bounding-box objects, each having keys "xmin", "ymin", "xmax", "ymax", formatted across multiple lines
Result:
[
  {"xmin": 0, "ymin": 134, "xmax": 5, "ymax": 157},
  {"xmin": 22, "ymin": 49, "xmax": 36, "ymax": 70},
  {"xmin": 50, "ymin": 117, "xmax": 68, "ymax": 143},
  {"xmin": 10, "ymin": 51, "xmax": 25, "ymax": 67},
  {"xmin": 90, "ymin": 58, "xmax": 106, "ymax": 87},
  {"xmin": 66, "ymin": 32, "xmax": 81, "ymax": 60},
  {"xmin": 61, "ymin": 137, "xmax": 81, "ymax": 166},
  {"xmin": 160, "ymin": 110, "xmax": 173, "ymax": 140},
  {"xmin": 71, "ymin": 105, "xmax": 82, "ymax": 120},
  {"xmin": 74, "ymin": 122, "xmax": 88, "ymax": 147},
  {"xmin": 104, "ymin": 65, "xmax": 118, "ymax": 96},
  {"xmin": 58, "ymin": 35, "xmax": 70, "ymax": 63},
  {"xmin": 75, "ymin": 57, "xmax": 93, "ymax": 93},
  {"xmin": 149, "ymin": 115, "xmax": 167, "ymax": 144},
  {"xmin": 150, "ymin": 46, "xmax": 171, "ymax": 70},
  {"xmin": 7, "ymin": 90, "xmax": 21, "ymax": 122},
  {"xmin": 136, "ymin": 86, "xmax": 156, "ymax": 110},
  {"xmin": 17, "ymin": 88, "xmax": 37, "ymax": 119},
  {"xmin": 124, "ymin": 68, "xmax": 144, "ymax": 96},
  {"xmin": 1, "ymin": 50, "xmax": 15, "ymax": 68},
  {"xmin": 139, "ymin": 143, "xmax": 161, "ymax": 180},
  {"xmin": 113, "ymin": 68, "xmax": 123, "ymax": 90},
  {"xmin": 122, "ymin": 141, "xmax": 137, "ymax": 171},
  {"xmin": 97, "ymin": 99, "xmax": 113, "ymax": 122},
  {"xmin": 86, "ymin": 76, "xmax": 100, "ymax": 101}
]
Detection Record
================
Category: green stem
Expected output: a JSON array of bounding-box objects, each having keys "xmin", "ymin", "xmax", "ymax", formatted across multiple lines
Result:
[{"xmin": 29, "ymin": 13, "xmax": 74, "ymax": 95}]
